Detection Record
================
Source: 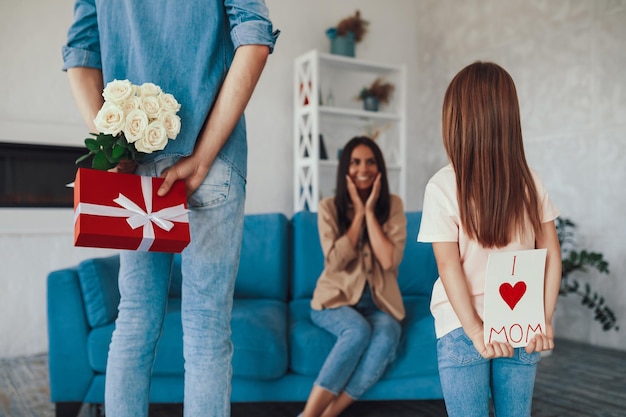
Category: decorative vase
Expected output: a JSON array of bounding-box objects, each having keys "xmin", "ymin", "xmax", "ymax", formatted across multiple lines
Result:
[
  {"xmin": 326, "ymin": 28, "xmax": 355, "ymax": 57},
  {"xmin": 363, "ymin": 96, "xmax": 379, "ymax": 112}
]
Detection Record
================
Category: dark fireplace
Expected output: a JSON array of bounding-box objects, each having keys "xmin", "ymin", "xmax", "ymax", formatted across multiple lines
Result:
[{"xmin": 0, "ymin": 142, "xmax": 90, "ymax": 207}]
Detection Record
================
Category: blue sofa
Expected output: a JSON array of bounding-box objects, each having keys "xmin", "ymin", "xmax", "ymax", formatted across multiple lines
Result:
[{"xmin": 47, "ymin": 211, "xmax": 442, "ymax": 416}]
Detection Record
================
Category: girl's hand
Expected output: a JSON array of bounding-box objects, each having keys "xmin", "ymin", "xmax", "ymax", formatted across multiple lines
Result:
[
  {"xmin": 346, "ymin": 175, "xmax": 364, "ymax": 214},
  {"xmin": 365, "ymin": 173, "xmax": 382, "ymax": 213},
  {"xmin": 467, "ymin": 324, "xmax": 514, "ymax": 359},
  {"xmin": 525, "ymin": 322, "xmax": 555, "ymax": 354}
]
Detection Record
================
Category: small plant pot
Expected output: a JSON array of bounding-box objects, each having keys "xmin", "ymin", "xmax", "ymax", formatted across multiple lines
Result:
[
  {"xmin": 327, "ymin": 28, "xmax": 355, "ymax": 57},
  {"xmin": 363, "ymin": 96, "xmax": 379, "ymax": 112}
]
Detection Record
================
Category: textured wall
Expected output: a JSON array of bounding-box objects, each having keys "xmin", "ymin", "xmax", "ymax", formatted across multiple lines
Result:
[{"xmin": 413, "ymin": 0, "xmax": 626, "ymax": 350}]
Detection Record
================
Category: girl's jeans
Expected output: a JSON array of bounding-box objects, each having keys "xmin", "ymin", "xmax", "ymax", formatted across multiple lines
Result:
[
  {"xmin": 104, "ymin": 155, "xmax": 246, "ymax": 417},
  {"xmin": 310, "ymin": 286, "xmax": 401, "ymax": 399},
  {"xmin": 437, "ymin": 327, "xmax": 541, "ymax": 417}
]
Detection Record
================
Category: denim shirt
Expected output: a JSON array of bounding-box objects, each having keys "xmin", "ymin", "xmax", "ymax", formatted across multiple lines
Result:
[{"xmin": 62, "ymin": 0, "xmax": 279, "ymax": 177}]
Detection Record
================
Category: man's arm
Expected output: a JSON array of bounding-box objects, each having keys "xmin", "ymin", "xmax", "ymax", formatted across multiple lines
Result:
[
  {"xmin": 66, "ymin": 67, "xmax": 104, "ymax": 133},
  {"xmin": 157, "ymin": 44, "xmax": 270, "ymax": 197}
]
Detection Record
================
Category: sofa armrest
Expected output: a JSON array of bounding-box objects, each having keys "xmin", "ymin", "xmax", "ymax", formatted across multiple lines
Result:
[{"xmin": 47, "ymin": 267, "xmax": 94, "ymax": 402}]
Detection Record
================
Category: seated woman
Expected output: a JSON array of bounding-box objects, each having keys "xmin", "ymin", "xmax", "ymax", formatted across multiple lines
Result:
[{"xmin": 300, "ymin": 136, "xmax": 407, "ymax": 417}]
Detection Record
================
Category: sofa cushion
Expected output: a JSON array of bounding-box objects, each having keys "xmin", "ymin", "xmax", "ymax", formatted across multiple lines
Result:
[
  {"xmin": 235, "ymin": 213, "xmax": 289, "ymax": 301},
  {"xmin": 397, "ymin": 212, "xmax": 439, "ymax": 297},
  {"xmin": 78, "ymin": 256, "xmax": 121, "ymax": 328},
  {"xmin": 78, "ymin": 255, "xmax": 184, "ymax": 328},
  {"xmin": 231, "ymin": 298, "xmax": 289, "ymax": 379},
  {"xmin": 288, "ymin": 299, "xmax": 334, "ymax": 376},
  {"xmin": 290, "ymin": 211, "xmax": 324, "ymax": 300},
  {"xmin": 288, "ymin": 296, "xmax": 438, "ymax": 379},
  {"xmin": 88, "ymin": 298, "xmax": 184, "ymax": 375},
  {"xmin": 383, "ymin": 295, "xmax": 439, "ymax": 378},
  {"xmin": 88, "ymin": 298, "xmax": 288, "ymax": 380}
]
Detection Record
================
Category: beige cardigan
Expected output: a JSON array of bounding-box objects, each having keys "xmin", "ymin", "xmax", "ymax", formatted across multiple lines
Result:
[{"xmin": 310, "ymin": 195, "xmax": 407, "ymax": 321}]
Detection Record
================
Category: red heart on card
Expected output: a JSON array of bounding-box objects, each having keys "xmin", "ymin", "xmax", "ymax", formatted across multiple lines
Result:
[{"xmin": 499, "ymin": 281, "xmax": 527, "ymax": 310}]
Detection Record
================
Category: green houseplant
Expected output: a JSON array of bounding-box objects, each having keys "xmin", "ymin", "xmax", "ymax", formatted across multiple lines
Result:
[
  {"xmin": 556, "ymin": 217, "xmax": 619, "ymax": 331},
  {"xmin": 326, "ymin": 10, "xmax": 369, "ymax": 57},
  {"xmin": 357, "ymin": 78, "xmax": 395, "ymax": 112}
]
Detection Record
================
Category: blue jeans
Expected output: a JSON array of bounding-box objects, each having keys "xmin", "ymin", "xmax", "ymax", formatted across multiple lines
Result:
[
  {"xmin": 104, "ymin": 155, "xmax": 246, "ymax": 417},
  {"xmin": 437, "ymin": 327, "xmax": 541, "ymax": 417},
  {"xmin": 310, "ymin": 286, "xmax": 401, "ymax": 399}
]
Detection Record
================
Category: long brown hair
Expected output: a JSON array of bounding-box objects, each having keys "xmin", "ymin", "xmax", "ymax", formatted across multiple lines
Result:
[
  {"xmin": 442, "ymin": 61, "xmax": 542, "ymax": 247},
  {"xmin": 334, "ymin": 136, "xmax": 390, "ymax": 235}
]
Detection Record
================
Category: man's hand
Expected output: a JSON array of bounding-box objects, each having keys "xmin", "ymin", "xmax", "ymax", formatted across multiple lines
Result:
[
  {"xmin": 108, "ymin": 160, "xmax": 138, "ymax": 174},
  {"xmin": 158, "ymin": 155, "xmax": 211, "ymax": 197}
]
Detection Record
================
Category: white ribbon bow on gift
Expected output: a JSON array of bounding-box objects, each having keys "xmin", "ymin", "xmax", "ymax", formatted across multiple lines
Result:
[{"xmin": 74, "ymin": 176, "xmax": 189, "ymax": 251}]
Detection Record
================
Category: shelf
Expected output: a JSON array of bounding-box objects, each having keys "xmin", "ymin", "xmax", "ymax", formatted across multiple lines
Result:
[
  {"xmin": 319, "ymin": 106, "xmax": 401, "ymax": 121},
  {"xmin": 294, "ymin": 49, "xmax": 406, "ymax": 212},
  {"xmin": 316, "ymin": 51, "xmax": 403, "ymax": 73}
]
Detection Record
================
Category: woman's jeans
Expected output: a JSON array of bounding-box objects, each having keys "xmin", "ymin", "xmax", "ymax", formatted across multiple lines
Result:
[
  {"xmin": 104, "ymin": 155, "xmax": 246, "ymax": 417},
  {"xmin": 437, "ymin": 327, "xmax": 541, "ymax": 417},
  {"xmin": 310, "ymin": 287, "xmax": 401, "ymax": 399}
]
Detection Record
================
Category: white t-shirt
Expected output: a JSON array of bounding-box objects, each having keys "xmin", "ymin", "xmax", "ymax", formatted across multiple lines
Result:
[{"xmin": 417, "ymin": 164, "xmax": 560, "ymax": 339}]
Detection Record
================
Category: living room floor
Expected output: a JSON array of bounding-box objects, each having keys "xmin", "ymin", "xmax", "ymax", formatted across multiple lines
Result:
[
  {"xmin": 1, "ymin": 338, "xmax": 624, "ymax": 417},
  {"xmin": 140, "ymin": 338, "xmax": 626, "ymax": 417}
]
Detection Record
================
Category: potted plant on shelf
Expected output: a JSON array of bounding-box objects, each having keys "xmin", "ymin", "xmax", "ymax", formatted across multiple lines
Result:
[
  {"xmin": 326, "ymin": 10, "xmax": 368, "ymax": 57},
  {"xmin": 556, "ymin": 217, "xmax": 619, "ymax": 331},
  {"xmin": 357, "ymin": 78, "xmax": 395, "ymax": 112}
]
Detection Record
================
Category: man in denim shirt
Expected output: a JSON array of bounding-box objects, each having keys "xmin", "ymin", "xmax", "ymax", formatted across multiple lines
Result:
[{"xmin": 63, "ymin": 1, "xmax": 279, "ymax": 416}]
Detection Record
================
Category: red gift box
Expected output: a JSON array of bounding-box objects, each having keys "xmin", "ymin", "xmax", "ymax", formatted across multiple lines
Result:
[{"xmin": 73, "ymin": 168, "xmax": 190, "ymax": 253}]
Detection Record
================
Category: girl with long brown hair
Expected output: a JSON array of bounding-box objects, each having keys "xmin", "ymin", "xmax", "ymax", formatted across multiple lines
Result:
[{"xmin": 418, "ymin": 62, "xmax": 561, "ymax": 417}]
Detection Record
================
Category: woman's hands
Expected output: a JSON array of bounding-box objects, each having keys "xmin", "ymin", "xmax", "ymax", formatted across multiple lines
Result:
[
  {"xmin": 365, "ymin": 173, "xmax": 381, "ymax": 212},
  {"xmin": 345, "ymin": 173, "xmax": 381, "ymax": 215}
]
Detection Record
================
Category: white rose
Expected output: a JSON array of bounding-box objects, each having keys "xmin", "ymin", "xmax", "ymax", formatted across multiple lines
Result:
[
  {"xmin": 120, "ymin": 96, "xmax": 142, "ymax": 115},
  {"xmin": 102, "ymin": 79, "xmax": 135, "ymax": 104},
  {"xmin": 138, "ymin": 82, "xmax": 162, "ymax": 97},
  {"xmin": 94, "ymin": 102, "xmax": 125, "ymax": 136},
  {"xmin": 159, "ymin": 93, "xmax": 181, "ymax": 113},
  {"xmin": 135, "ymin": 121, "xmax": 168, "ymax": 153},
  {"xmin": 159, "ymin": 112, "xmax": 181, "ymax": 139},
  {"xmin": 140, "ymin": 95, "xmax": 161, "ymax": 119},
  {"xmin": 123, "ymin": 109, "xmax": 149, "ymax": 143}
]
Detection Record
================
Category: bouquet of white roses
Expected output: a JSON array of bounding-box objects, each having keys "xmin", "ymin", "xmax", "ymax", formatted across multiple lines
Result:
[{"xmin": 76, "ymin": 79, "xmax": 181, "ymax": 170}]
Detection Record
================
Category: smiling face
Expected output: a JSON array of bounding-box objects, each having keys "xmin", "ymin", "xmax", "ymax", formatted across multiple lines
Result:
[{"xmin": 348, "ymin": 144, "xmax": 379, "ymax": 194}]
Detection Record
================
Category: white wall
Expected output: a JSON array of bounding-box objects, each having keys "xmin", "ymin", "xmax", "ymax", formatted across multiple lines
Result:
[{"xmin": 1, "ymin": 0, "xmax": 625, "ymax": 357}]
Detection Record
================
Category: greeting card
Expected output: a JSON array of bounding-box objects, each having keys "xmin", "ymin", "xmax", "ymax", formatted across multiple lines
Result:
[{"xmin": 483, "ymin": 249, "xmax": 547, "ymax": 348}]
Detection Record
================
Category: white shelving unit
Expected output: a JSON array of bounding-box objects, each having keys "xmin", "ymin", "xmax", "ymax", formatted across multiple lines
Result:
[{"xmin": 294, "ymin": 49, "xmax": 406, "ymax": 212}]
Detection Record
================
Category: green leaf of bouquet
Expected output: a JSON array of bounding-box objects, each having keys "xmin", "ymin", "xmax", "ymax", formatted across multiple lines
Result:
[
  {"xmin": 112, "ymin": 144, "xmax": 126, "ymax": 159},
  {"xmin": 96, "ymin": 133, "xmax": 115, "ymax": 147},
  {"xmin": 93, "ymin": 152, "xmax": 115, "ymax": 170},
  {"xmin": 85, "ymin": 138, "xmax": 100, "ymax": 151},
  {"xmin": 75, "ymin": 152, "xmax": 94, "ymax": 165}
]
